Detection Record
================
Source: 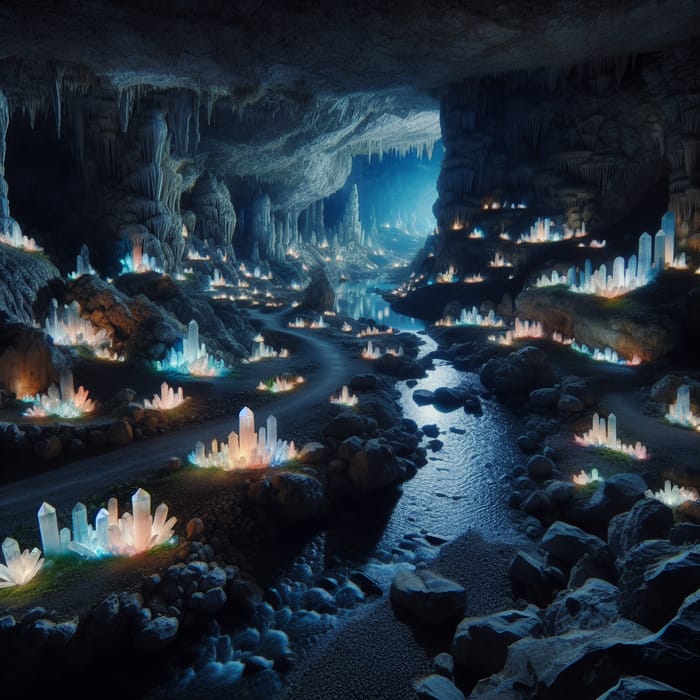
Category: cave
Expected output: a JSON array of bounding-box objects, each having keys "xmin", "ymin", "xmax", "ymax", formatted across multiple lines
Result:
[{"xmin": 0, "ymin": 2, "xmax": 699, "ymax": 699}]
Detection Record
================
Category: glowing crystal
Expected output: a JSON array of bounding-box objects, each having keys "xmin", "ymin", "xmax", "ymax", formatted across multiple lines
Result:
[{"xmin": 0, "ymin": 538, "xmax": 43, "ymax": 588}]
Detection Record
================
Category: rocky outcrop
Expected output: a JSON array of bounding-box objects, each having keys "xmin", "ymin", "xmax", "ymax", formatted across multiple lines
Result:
[
  {"xmin": 300, "ymin": 266, "xmax": 335, "ymax": 312},
  {"xmin": 480, "ymin": 346, "xmax": 555, "ymax": 397}
]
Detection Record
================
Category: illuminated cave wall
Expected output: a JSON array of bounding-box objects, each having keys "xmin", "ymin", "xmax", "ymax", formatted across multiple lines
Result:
[{"xmin": 434, "ymin": 43, "xmax": 700, "ymax": 248}]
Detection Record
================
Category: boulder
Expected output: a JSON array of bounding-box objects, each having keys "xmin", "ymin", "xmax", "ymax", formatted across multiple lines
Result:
[
  {"xmin": 390, "ymin": 569, "xmax": 466, "ymax": 625},
  {"xmin": 412, "ymin": 675, "xmax": 466, "ymax": 700},
  {"xmin": 267, "ymin": 472, "xmax": 327, "ymax": 524},
  {"xmin": 413, "ymin": 389, "xmax": 435, "ymax": 405},
  {"xmin": 133, "ymin": 615, "xmax": 179, "ymax": 651},
  {"xmin": 349, "ymin": 439, "xmax": 404, "ymax": 491},
  {"xmin": 597, "ymin": 676, "xmax": 697, "ymax": 699},
  {"xmin": 608, "ymin": 498, "xmax": 674, "ymax": 558},
  {"xmin": 300, "ymin": 267, "xmax": 335, "ymax": 312},
  {"xmin": 567, "ymin": 473, "xmax": 648, "ymax": 526},
  {"xmin": 433, "ymin": 386, "xmax": 466, "ymax": 409},
  {"xmin": 323, "ymin": 412, "xmax": 377, "ymax": 439},
  {"xmin": 527, "ymin": 454, "xmax": 555, "ymax": 479},
  {"xmin": 34, "ymin": 435, "xmax": 62, "ymax": 460},
  {"xmin": 297, "ymin": 441, "xmax": 326, "ymax": 464},
  {"xmin": 508, "ymin": 550, "xmax": 563, "ymax": 605},
  {"xmin": 452, "ymin": 606, "xmax": 541, "ymax": 677},
  {"xmin": 529, "ymin": 387, "xmax": 560, "ymax": 408},
  {"xmin": 541, "ymin": 520, "xmax": 607, "ymax": 565},
  {"xmin": 557, "ymin": 394, "xmax": 584, "ymax": 415},
  {"xmin": 106, "ymin": 420, "xmax": 134, "ymax": 446},
  {"xmin": 350, "ymin": 373, "xmax": 381, "ymax": 390},
  {"xmin": 543, "ymin": 578, "xmax": 620, "ymax": 634},
  {"xmin": 479, "ymin": 346, "xmax": 555, "ymax": 395}
]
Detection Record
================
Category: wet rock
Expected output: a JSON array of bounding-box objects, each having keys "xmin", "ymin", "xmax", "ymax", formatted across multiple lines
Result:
[
  {"xmin": 597, "ymin": 676, "xmax": 697, "ymax": 699},
  {"xmin": 390, "ymin": 569, "xmax": 466, "ymax": 625},
  {"xmin": 452, "ymin": 606, "xmax": 541, "ymax": 677},
  {"xmin": 568, "ymin": 473, "xmax": 648, "ymax": 526},
  {"xmin": 568, "ymin": 549, "xmax": 618, "ymax": 588},
  {"xmin": 521, "ymin": 490, "xmax": 554, "ymax": 517},
  {"xmin": 544, "ymin": 480, "xmax": 575, "ymax": 506},
  {"xmin": 106, "ymin": 419, "xmax": 133, "ymax": 446},
  {"xmin": 541, "ymin": 520, "xmax": 607, "ymax": 565},
  {"xmin": 201, "ymin": 587, "xmax": 227, "ymax": 615},
  {"xmin": 422, "ymin": 423, "xmax": 440, "ymax": 438},
  {"xmin": 257, "ymin": 629, "xmax": 294, "ymax": 670},
  {"xmin": 335, "ymin": 582, "xmax": 365, "ymax": 608},
  {"xmin": 544, "ymin": 578, "xmax": 620, "ymax": 634},
  {"xmin": 301, "ymin": 587, "xmax": 337, "ymax": 614},
  {"xmin": 428, "ymin": 438, "xmax": 444, "ymax": 452},
  {"xmin": 412, "ymin": 674, "xmax": 466, "ymax": 700},
  {"xmin": 463, "ymin": 396, "xmax": 482, "ymax": 414},
  {"xmin": 527, "ymin": 454, "xmax": 555, "ymax": 479},
  {"xmin": 508, "ymin": 550, "xmax": 562, "ymax": 605},
  {"xmin": 433, "ymin": 386, "xmax": 466, "ymax": 409},
  {"xmin": 413, "ymin": 389, "xmax": 435, "ymax": 405},
  {"xmin": 349, "ymin": 571, "xmax": 383, "ymax": 596},
  {"xmin": 432, "ymin": 652, "xmax": 454, "ymax": 678},
  {"xmin": 133, "ymin": 615, "xmax": 179, "ymax": 651},
  {"xmin": 608, "ymin": 498, "xmax": 674, "ymax": 559},
  {"xmin": 517, "ymin": 434, "xmax": 539, "ymax": 453}
]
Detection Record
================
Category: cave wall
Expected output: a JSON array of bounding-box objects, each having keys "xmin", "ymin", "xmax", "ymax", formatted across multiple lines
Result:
[{"xmin": 434, "ymin": 43, "xmax": 700, "ymax": 248}]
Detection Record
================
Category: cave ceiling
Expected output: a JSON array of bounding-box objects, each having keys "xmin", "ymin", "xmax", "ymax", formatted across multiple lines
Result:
[{"xmin": 0, "ymin": 0, "xmax": 698, "ymax": 212}]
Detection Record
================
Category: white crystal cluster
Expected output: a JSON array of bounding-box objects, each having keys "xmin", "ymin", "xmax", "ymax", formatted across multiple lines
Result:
[
  {"xmin": 155, "ymin": 320, "xmax": 228, "ymax": 377},
  {"xmin": 67, "ymin": 245, "xmax": 96, "ymax": 279},
  {"xmin": 575, "ymin": 412, "xmax": 648, "ymax": 460},
  {"xmin": 189, "ymin": 406, "xmax": 296, "ymax": 470},
  {"xmin": 143, "ymin": 382, "xmax": 187, "ymax": 410},
  {"xmin": 570, "ymin": 342, "xmax": 641, "ymax": 366},
  {"xmin": 330, "ymin": 385, "xmax": 358, "ymax": 407},
  {"xmin": 23, "ymin": 371, "xmax": 95, "ymax": 418},
  {"xmin": 645, "ymin": 480, "xmax": 699, "ymax": 507},
  {"xmin": 361, "ymin": 340, "xmax": 404, "ymax": 359},
  {"xmin": 0, "ymin": 537, "xmax": 44, "ymax": 588},
  {"xmin": 435, "ymin": 265, "xmax": 459, "ymax": 284},
  {"xmin": 517, "ymin": 218, "xmax": 585, "ymax": 244},
  {"xmin": 257, "ymin": 375, "xmax": 304, "ymax": 393},
  {"xmin": 488, "ymin": 252, "xmax": 513, "ymax": 268},
  {"xmin": 246, "ymin": 335, "xmax": 290, "ymax": 363},
  {"xmin": 44, "ymin": 299, "xmax": 111, "ymax": 350},
  {"xmin": 288, "ymin": 317, "xmax": 307, "ymax": 328},
  {"xmin": 488, "ymin": 318, "xmax": 545, "ymax": 345},
  {"xmin": 309, "ymin": 316, "xmax": 327, "ymax": 329},
  {"xmin": 435, "ymin": 306, "xmax": 505, "ymax": 328},
  {"xmin": 120, "ymin": 236, "xmax": 162, "ymax": 274},
  {"xmin": 357, "ymin": 325, "xmax": 394, "ymax": 338},
  {"xmin": 666, "ymin": 385, "xmax": 700, "ymax": 429},
  {"xmin": 0, "ymin": 219, "xmax": 42, "ymax": 252},
  {"xmin": 37, "ymin": 490, "xmax": 176, "ymax": 559},
  {"xmin": 533, "ymin": 213, "xmax": 686, "ymax": 298},
  {"xmin": 572, "ymin": 467, "xmax": 602, "ymax": 486}
]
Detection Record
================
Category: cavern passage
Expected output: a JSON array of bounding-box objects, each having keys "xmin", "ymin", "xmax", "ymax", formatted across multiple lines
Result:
[{"xmin": 1, "ymin": 0, "xmax": 700, "ymax": 697}]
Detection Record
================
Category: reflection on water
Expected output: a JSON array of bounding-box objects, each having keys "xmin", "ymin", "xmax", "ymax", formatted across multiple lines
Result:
[{"xmin": 335, "ymin": 279, "xmax": 424, "ymax": 332}]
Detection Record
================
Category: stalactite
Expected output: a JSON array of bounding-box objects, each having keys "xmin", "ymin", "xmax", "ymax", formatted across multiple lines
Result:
[
  {"xmin": 124, "ymin": 164, "xmax": 163, "ymax": 201},
  {"xmin": 117, "ymin": 86, "xmax": 136, "ymax": 134},
  {"xmin": 193, "ymin": 91, "xmax": 201, "ymax": 151},
  {"xmin": 204, "ymin": 92, "xmax": 214, "ymax": 126},
  {"xmin": 46, "ymin": 61, "xmax": 65, "ymax": 138},
  {"xmin": 137, "ymin": 109, "xmax": 168, "ymax": 165}
]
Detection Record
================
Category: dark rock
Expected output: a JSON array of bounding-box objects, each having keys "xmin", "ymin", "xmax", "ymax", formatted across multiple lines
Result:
[
  {"xmin": 350, "ymin": 373, "xmax": 380, "ymax": 390},
  {"xmin": 529, "ymin": 387, "xmax": 560, "ymax": 408},
  {"xmin": 568, "ymin": 549, "xmax": 618, "ymax": 588},
  {"xmin": 323, "ymin": 412, "xmax": 377, "ymax": 439},
  {"xmin": 545, "ymin": 480, "xmax": 575, "ymax": 505},
  {"xmin": 433, "ymin": 652, "xmax": 454, "ymax": 678},
  {"xmin": 541, "ymin": 520, "xmax": 607, "ymax": 565},
  {"xmin": 300, "ymin": 266, "xmax": 335, "ymax": 312},
  {"xmin": 413, "ymin": 389, "xmax": 435, "ymax": 405},
  {"xmin": 422, "ymin": 423, "xmax": 440, "ymax": 438},
  {"xmin": 517, "ymin": 434, "xmax": 539, "ymax": 453},
  {"xmin": 521, "ymin": 489, "xmax": 554, "ymax": 517},
  {"xmin": 257, "ymin": 629, "xmax": 293, "ymax": 670},
  {"xmin": 669, "ymin": 522, "xmax": 700, "ymax": 545},
  {"xmin": 106, "ymin": 420, "xmax": 133, "ymax": 446},
  {"xmin": 34, "ymin": 435, "xmax": 62, "ymax": 460},
  {"xmin": 267, "ymin": 471, "xmax": 327, "ymax": 524},
  {"xmin": 452, "ymin": 606, "xmax": 541, "ymax": 677},
  {"xmin": 543, "ymin": 578, "xmax": 620, "ymax": 634},
  {"xmin": 508, "ymin": 550, "xmax": 561, "ymax": 605},
  {"xmin": 186, "ymin": 517, "xmax": 205, "ymax": 540},
  {"xmin": 412, "ymin": 675, "xmax": 466, "ymax": 700},
  {"xmin": 479, "ymin": 345, "xmax": 555, "ymax": 395},
  {"xmin": 301, "ymin": 587, "xmax": 337, "ymax": 614},
  {"xmin": 349, "ymin": 571, "xmax": 382, "ymax": 596},
  {"xmin": 428, "ymin": 438, "xmax": 443, "ymax": 452},
  {"xmin": 335, "ymin": 582, "xmax": 365, "ymax": 608},
  {"xmin": 92, "ymin": 594, "xmax": 120, "ymax": 625},
  {"xmin": 349, "ymin": 438, "xmax": 404, "ymax": 491},
  {"xmin": 557, "ymin": 394, "xmax": 583, "ymax": 415},
  {"xmin": 133, "ymin": 615, "xmax": 179, "ymax": 651},
  {"xmin": 608, "ymin": 498, "xmax": 674, "ymax": 558},
  {"xmin": 597, "ymin": 675, "xmax": 697, "ymax": 699},
  {"xmin": 433, "ymin": 386, "xmax": 465, "ymax": 409},
  {"xmin": 390, "ymin": 569, "xmax": 466, "ymax": 625},
  {"xmin": 200, "ymin": 586, "xmax": 227, "ymax": 615},
  {"xmin": 527, "ymin": 454, "xmax": 555, "ymax": 479}
]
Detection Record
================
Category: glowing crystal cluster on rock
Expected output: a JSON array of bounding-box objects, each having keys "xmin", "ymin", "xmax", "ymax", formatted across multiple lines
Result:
[
  {"xmin": 23, "ymin": 370, "xmax": 96, "ymax": 418},
  {"xmin": 37, "ymin": 490, "xmax": 176, "ymax": 559},
  {"xmin": 0, "ymin": 537, "xmax": 44, "ymax": 588},
  {"xmin": 247, "ymin": 335, "xmax": 289, "ymax": 362},
  {"xmin": 288, "ymin": 317, "xmax": 307, "ymax": 328},
  {"xmin": 67, "ymin": 244, "xmax": 96, "ymax": 279},
  {"xmin": 119, "ymin": 235, "xmax": 162, "ymax": 274},
  {"xmin": 575, "ymin": 412, "xmax": 648, "ymax": 459},
  {"xmin": 143, "ymin": 382, "xmax": 187, "ymax": 410},
  {"xmin": 309, "ymin": 316, "xmax": 327, "ymax": 329},
  {"xmin": 189, "ymin": 407, "xmax": 296, "ymax": 470},
  {"xmin": 436, "ymin": 306, "xmax": 505, "ymax": 329},
  {"xmin": 645, "ymin": 480, "xmax": 699, "ymax": 507},
  {"xmin": 330, "ymin": 385, "xmax": 358, "ymax": 407},
  {"xmin": 257, "ymin": 375, "xmax": 304, "ymax": 393},
  {"xmin": 361, "ymin": 340, "xmax": 404, "ymax": 359},
  {"xmin": 435, "ymin": 265, "xmax": 459, "ymax": 284},
  {"xmin": 488, "ymin": 252, "xmax": 513, "ymax": 268},
  {"xmin": 0, "ymin": 218, "xmax": 42, "ymax": 252},
  {"xmin": 44, "ymin": 298, "xmax": 111, "ymax": 350},
  {"xmin": 666, "ymin": 385, "xmax": 700, "ymax": 429},
  {"xmin": 155, "ymin": 320, "xmax": 228, "ymax": 377},
  {"xmin": 573, "ymin": 467, "xmax": 602, "ymax": 485},
  {"xmin": 570, "ymin": 342, "xmax": 641, "ymax": 366},
  {"xmin": 357, "ymin": 325, "xmax": 394, "ymax": 338},
  {"xmin": 517, "ymin": 218, "xmax": 585, "ymax": 244}
]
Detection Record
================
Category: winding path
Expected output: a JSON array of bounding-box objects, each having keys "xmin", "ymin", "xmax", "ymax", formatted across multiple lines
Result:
[{"xmin": 0, "ymin": 309, "xmax": 356, "ymax": 534}]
